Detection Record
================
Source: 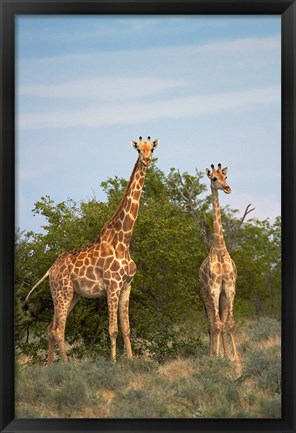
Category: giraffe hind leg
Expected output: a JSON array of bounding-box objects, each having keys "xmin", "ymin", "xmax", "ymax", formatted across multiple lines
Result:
[
  {"xmin": 48, "ymin": 283, "xmax": 75, "ymax": 364},
  {"xmin": 201, "ymin": 289, "xmax": 217, "ymax": 357}
]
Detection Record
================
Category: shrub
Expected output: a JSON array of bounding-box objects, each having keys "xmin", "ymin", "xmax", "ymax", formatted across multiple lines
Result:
[
  {"xmin": 48, "ymin": 378, "xmax": 89, "ymax": 412},
  {"xmin": 170, "ymin": 377, "xmax": 201, "ymax": 416},
  {"xmin": 133, "ymin": 328, "xmax": 203, "ymax": 363},
  {"xmin": 243, "ymin": 347, "xmax": 281, "ymax": 394},
  {"xmin": 79, "ymin": 357, "xmax": 133, "ymax": 390},
  {"xmin": 45, "ymin": 361, "xmax": 73, "ymax": 386},
  {"xmin": 16, "ymin": 406, "xmax": 42, "ymax": 418},
  {"xmin": 259, "ymin": 395, "xmax": 281, "ymax": 418},
  {"xmin": 15, "ymin": 370, "xmax": 47, "ymax": 404},
  {"xmin": 110, "ymin": 388, "xmax": 171, "ymax": 418},
  {"xmin": 121, "ymin": 356, "xmax": 158, "ymax": 374},
  {"xmin": 249, "ymin": 317, "xmax": 281, "ymax": 342}
]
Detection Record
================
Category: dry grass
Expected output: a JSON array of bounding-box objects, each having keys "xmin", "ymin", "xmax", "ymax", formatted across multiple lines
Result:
[
  {"xmin": 159, "ymin": 358, "xmax": 194, "ymax": 381},
  {"xmin": 16, "ymin": 318, "xmax": 281, "ymax": 419}
]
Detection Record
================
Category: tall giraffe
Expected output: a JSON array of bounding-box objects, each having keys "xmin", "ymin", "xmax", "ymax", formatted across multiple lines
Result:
[
  {"xmin": 26, "ymin": 136, "xmax": 159, "ymax": 363},
  {"xmin": 199, "ymin": 163, "xmax": 238, "ymax": 360}
]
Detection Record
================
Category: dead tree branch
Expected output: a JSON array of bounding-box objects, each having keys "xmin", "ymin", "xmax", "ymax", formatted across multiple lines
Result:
[{"xmin": 176, "ymin": 170, "xmax": 255, "ymax": 253}]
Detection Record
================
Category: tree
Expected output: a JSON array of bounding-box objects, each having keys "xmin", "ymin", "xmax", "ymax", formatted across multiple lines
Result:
[{"xmin": 233, "ymin": 217, "xmax": 281, "ymax": 319}]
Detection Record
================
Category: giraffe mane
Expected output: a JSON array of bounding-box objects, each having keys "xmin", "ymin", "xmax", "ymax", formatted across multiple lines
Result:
[{"xmin": 106, "ymin": 157, "xmax": 142, "ymax": 225}]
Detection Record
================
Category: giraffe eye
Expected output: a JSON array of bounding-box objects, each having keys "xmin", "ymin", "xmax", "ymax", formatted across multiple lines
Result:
[{"xmin": 213, "ymin": 177, "xmax": 217, "ymax": 181}]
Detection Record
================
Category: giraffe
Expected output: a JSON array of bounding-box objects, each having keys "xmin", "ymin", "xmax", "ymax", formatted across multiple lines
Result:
[
  {"xmin": 199, "ymin": 163, "xmax": 238, "ymax": 360},
  {"xmin": 26, "ymin": 136, "xmax": 159, "ymax": 364}
]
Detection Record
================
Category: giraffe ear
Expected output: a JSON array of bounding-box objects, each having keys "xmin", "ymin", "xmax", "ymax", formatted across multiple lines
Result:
[
  {"xmin": 131, "ymin": 140, "xmax": 138, "ymax": 150},
  {"xmin": 152, "ymin": 139, "xmax": 159, "ymax": 149},
  {"xmin": 222, "ymin": 167, "xmax": 228, "ymax": 176},
  {"xmin": 206, "ymin": 168, "xmax": 212, "ymax": 179}
]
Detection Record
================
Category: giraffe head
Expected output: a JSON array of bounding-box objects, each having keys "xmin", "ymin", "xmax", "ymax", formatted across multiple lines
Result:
[
  {"xmin": 206, "ymin": 163, "xmax": 231, "ymax": 194},
  {"xmin": 131, "ymin": 136, "xmax": 159, "ymax": 167}
]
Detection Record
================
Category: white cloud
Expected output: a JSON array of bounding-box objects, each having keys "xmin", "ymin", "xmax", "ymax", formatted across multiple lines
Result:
[
  {"xmin": 17, "ymin": 34, "xmax": 280, "ymax": 92},
  {"xmin": 19, "ymin": 77, "xmax": 185, "ymax": 100},
  {"xmin": 229, "ymin": 191, "xmax": 281, "ymax": 222},
  {"xmin": 18, "ymin": 34, "xmax": 280, "ymax": 66},
  {"xmin": 198, "ymin": 35, "xmax": 280, "ymax": 53},
  {"xmin": 18, "ymin": 168, "xmax": 45, "ymax": 179},
  {"xmin": 18, "ymin": 85, "xmax": 280, "ymax": 129}
]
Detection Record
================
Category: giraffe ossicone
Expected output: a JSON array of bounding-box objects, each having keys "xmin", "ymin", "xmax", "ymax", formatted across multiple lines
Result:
[
  {"xmin": 26, "ymin": 136, "xmax": 159, "ymax": 364},
  {"xmin": 199, "ymin": 163, "xmax": 239, "ymax": 361}
]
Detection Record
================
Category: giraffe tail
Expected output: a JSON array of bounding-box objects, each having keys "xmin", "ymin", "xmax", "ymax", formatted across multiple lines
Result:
[{"xmin": 25, "ymin": 269, "xmax": 50, "ymax": 302}]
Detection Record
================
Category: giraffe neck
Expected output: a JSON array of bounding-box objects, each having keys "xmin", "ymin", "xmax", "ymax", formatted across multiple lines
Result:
[
  {"xmin": 99, "ymin": 158, "xmax": 146, "ymax": 248},
  {"xmin": 211, "ymin": 187, "xmax": 226, "ymax": 249}
]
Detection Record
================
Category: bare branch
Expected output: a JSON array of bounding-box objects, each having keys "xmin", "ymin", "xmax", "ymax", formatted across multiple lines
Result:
[
  {"xmin": 238, "ymin": 203, "xmax": 255, "ymax": 229},
  {"xmin": 227, "ymin": 203, "xmax": 255, "ymax": 254}
]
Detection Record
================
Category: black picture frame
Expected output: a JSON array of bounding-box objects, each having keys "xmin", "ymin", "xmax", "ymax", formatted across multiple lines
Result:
[{"xmin": 0, "ymin": 1, "xmax": 295, "ymax": 432}]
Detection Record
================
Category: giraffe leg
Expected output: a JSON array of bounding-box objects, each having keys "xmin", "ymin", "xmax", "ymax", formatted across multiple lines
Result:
[
  {"xmin": 48, "ymin": 283, "xmax": 74, "ymax": 364},
  {"xmin": 224, "ymin": 283, "xmax": 239, "ymax": 361},
  {"xmin": 219, "ymin": 290, "xmax": 229, "ymax": 358},
  {"xmin": 107, "ymin": 284, "xmax": 120, "ymax": 362},
  {"xmin": 228, "ymin": 314, "xmax": 238, "ymax": 361},
  {"xmin": 119, "ymin": 284, "xmax": 132, "ymax": 359},
  {"xmin": 201, "ymin": 285, "xmax": 222, "ymax": 357},
  {"xmin": 210, "ymin": 286, "xmax": 223, "ymax": 357},
  {"xmin": 67, "ymin": 292, "xmax": 80, "ymax": 314},
  {"xmin": 204, "ymin": 305, "xmax": 215, "ymax": 357}
]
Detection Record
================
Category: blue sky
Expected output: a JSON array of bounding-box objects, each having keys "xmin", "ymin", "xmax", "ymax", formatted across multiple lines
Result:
[{"xmin": 16, "ymin": 16, "xmax": 281, "ymax": 233}]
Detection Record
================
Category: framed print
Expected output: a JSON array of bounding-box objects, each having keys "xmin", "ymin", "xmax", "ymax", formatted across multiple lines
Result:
[{"xmin": 0, "ymin": 0, "xmax": 295, "ymax": 432}]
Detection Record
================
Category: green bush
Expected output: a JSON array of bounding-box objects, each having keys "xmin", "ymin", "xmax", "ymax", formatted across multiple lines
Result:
[
  {"xmin": 49, "ymin": 378, "xmax": 89, "ymax": 412},
  {"xmin": 79, "ymin": 357, "xmax": 133, "ymax": 390},
  {"xmin": 259, "ymin": 395, "xmax": 282, "ymax": 418},
  {"xmin": 16, "ymin": 406, "xmax": 42, "ymax": 418},
  {"xmin": 45, "ymin": 361, "xmax": 73, "ymax": 386},
  {"xmin": 110, "ymin": 388, "xmax": 171, "ymax": 418},
  {"xmin": 15, "ymin": 368, "xmax": 47, "ymax": 404},
  {"xmin": 249, "ymin": 317, "xmax": 281, "ymax": 342},
  {"xmin": 243, "ymin": 347, "xmax": 281, "ymax": 394},
  {"xmin": 133, "ymin": 327, "xmax": 203, "ymax": 363},
  {"xmin": 121, "ymin": 356, "xmax": 158, "ymax": 374}
]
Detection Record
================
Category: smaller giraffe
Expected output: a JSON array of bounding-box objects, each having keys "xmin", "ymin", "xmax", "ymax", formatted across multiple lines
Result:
[{"xmin": 199, "ymin": 163, "xmax": 238, "ymax": 360}]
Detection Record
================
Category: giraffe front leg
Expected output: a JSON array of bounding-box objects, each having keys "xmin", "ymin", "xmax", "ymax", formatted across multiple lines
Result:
[
  {"xmin": 119, "ymin": 284, "xmax": 133, "ymax": 359},
  {"xmin": 210, "ymin": 287, "xmax": 223, "ymax": 357},
  {"xmin": 220, "ymin": 291, "xmax": 230, "ymax": 358},
  {"xmin": 107, "ymin": 284, "xmax": 120, "ymax": 362},
  {"xmin": 201, "ymin": 287, "xmax": 221, "ymax": 357},
  {"xmin": 224, "ymin": 283, "xmax": 239, "ymax": 361}
]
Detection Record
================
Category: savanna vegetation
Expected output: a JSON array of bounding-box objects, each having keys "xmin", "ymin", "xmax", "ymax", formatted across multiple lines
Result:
[
  {"xmin": 15, "ymin": 162, "xmax": 281, "ymax": 418},
  {"xmin": 16, "ymin": 318, "xmax": 281, "ymax": 418}
]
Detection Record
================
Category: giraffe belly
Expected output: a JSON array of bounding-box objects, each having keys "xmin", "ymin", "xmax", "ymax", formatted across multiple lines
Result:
[{"xmin": 73, "ymin": 278, "xmax": 106, "ymax": 298}]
